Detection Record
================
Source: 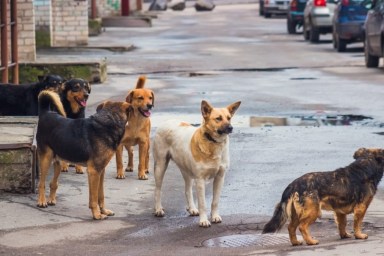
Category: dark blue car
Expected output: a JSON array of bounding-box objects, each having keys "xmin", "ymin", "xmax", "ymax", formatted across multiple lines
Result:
[
  {"xmin": 287, "ymin": 0, "xmax": 308, "ymax": 34},
  {"xmin": 332, "ymin": 0, "xmax": 370, "ymax": 52}
]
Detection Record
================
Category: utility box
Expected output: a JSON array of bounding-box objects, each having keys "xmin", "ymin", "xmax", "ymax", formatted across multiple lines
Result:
[{"xmin": 0, "ymin": 117, "xmax": 38, "ymax": 194}]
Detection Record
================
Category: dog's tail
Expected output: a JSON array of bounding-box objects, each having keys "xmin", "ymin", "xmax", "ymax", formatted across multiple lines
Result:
[
  {"xmin": 135, "ymin": 75, "xmax": 146, "ymax": 89},
  {"xmin": 38, "ymin": 90, "xmax": 66, "ymax": 117},
  {"xmin": 262, "ymin": 186, "xmax": 296, "ymax": 234}
]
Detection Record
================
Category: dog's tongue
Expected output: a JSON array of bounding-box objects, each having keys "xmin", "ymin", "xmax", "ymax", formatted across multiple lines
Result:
[
  {"xmin": 80, "ymin": 100, "xmax": 87, "ymax": 107},
  {"xmin": 142, "ymin": 110, "xmax": 151, "ymax": 117}
]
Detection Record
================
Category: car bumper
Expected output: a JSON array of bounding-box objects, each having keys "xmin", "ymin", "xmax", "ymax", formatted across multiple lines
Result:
[
  {"xmin": 264, "ymin": 6, "xmax": 288, "ymax": 14},
  {"xmin": 336, "ymin": 22, "xmax": 365, "ymax": 41},
  {"xmin": 289, "ymin": 11, "xmax": 304, "ymax": 22}
]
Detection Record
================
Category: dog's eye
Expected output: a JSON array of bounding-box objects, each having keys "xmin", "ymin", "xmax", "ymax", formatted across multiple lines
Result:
[
  {"xmin": 138, "ymin": 96, "xmax": 144, "ymax": 100},
  {"xmin": 72, "ymin": 85, "xmax": 81, "ymax": 92},
  {"xmin": 216, "ymin": 117, "xmax": 222, "ymax": 121},
  {"xmin": 227, "ymin": 116, "xmax": 231, "ymax": 121}
]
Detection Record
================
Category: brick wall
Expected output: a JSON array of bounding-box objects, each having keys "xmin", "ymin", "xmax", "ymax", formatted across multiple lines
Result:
[
  {"xmin": 51, "ymin": 0, "xmax": 88, "ymax": 47},
  {"xmin": 18, "ymin": 0, "xmax": 36, "ymax": 62}
]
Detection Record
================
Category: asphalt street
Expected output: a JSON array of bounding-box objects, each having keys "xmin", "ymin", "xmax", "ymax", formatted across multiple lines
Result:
[{"xmin": 1, "ymin": 2, "xmax": 384, "ymax": 255}]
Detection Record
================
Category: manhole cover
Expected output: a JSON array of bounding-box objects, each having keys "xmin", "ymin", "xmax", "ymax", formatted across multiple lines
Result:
[{"xmin": 202, "ymin": 234, "xmax": 292, "ymax": 248}]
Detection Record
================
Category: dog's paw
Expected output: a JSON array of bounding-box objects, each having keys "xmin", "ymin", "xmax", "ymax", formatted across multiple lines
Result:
[
  {"xmin": 145, "ymin": 169, "xmax": 149, "ymax": 174},
  {"xmin": 355, "ymin": 233, "xmax": 368, "ymax": 239},
  {"xmin": 211, "ymin": 215, "xmax": 222, "ymax": 223},
  {"xmin": 199, "ymin": 219, "xmax": 211, "ymax": 228},
  {"xmin": 101, "ymin": 208, "xmax": 115, "ymax": 216},
  {"xmin": 187, "ymin": 208, "xmax": 199, "ymax": 216},
  {"xmin": 125, "ymin": 167, "xmax": 133, "ymax": 172},
  {"xmin": 116, "ymin": 173, "xmax": 126, "ymax": 179},
  {"xmin": 291, "ymin": 240, "xmax": 303, "ymax": 246},
  {"xmin": 93, "ymin": 213, "xmax": 108, "ymax": 220},
  {"xmin": 154, "ymin": 209, "xmax": 165, "ymax": 217},
  {"xmin": 138, "ymin": 174, "xmax": 148, "ymax": 180},
  {"xmin": 37, "ymin": 201, "xmax": 48, "ymax": 208},
  {"xmin": 75, "ymin": 166, "xmax": 84, "ymax": 174},
  {"xmin": 340, "ymin": 232, "xmax": 353, "ymax": 239},
  {"xmin": 47, "ymin": 199, "xmax": 56, "ymax": 206},
  {"xmin": 305, "ymin": 238, "xmax": 319, "ymax": 245}
]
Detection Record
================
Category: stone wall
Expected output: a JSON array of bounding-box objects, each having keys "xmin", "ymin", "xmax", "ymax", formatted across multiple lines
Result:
[
  {"xmin": 18, "ymin": 0, "xmax": 36, "ymax": 62},
  {"xmin": 34, "ymin": 0, "xmax": 52, "ymax": 48},
  {"xmin": 51, "ymin": 0, "xmax": 88, "ymax": 46}
]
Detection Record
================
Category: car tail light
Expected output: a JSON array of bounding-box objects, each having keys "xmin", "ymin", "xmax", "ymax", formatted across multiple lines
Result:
[
  {"xmin": 341, "ymin": 0, "xmax": 349, "ymax": 5},
  {"xmin": 314, "ymin": 0, "xmax": 326, "ymax": 6},
  {"xmin": 290, "ymin": 0, "xmax": 298, "ymax": 11}
]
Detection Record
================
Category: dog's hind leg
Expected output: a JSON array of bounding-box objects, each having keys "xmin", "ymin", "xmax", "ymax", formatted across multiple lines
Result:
[
  {"xmin": 154, "ymin": 156, "xmax": 170, "ymax": 217},
  {"xmin": 195, "ymin": 178, "xmax": 210, "ymax": 227},
  {"xmin": 37, "ymin": 149, "xmax": 54, "ymax": 208},
  {"xmin": 181, "ymin": 171, "xmax": 199, "ymax": 216},
  {"xmin": 60, "ymin": 160, "xmax": 69, "ymax": 172},
  {"xmin": 334, "ymin": 212, "xmax": 352, "ymax": 238},
  {"xmin": 126, "ymin": 145, "xmax": 134, "ymax": 173},
  {"xmin": 75, "ymin": 165, "xmax": 84, "ymax": 174},
  {"xmin": 211, "ymin": 168, "xmax": 225, "ymax": 223},
  {"xmin": 47, "ymin": 159, "xmax": 62, "ymax": 206},
  {"xmin": 98, "ymin": 168, "xmax": 114, "ymax": 217},
  {"xmin": 353, "ymin": 198, "xmax": 373, "ymax": 239}
]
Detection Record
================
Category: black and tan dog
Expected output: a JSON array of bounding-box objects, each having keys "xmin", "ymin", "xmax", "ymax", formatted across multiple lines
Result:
[
  {"xmin": 36, "ymin": 90, "xmax": 132, "ymax": 220},
  {"xmin": 262, "ymin": 148, "xmax": 384, "ymax": 246},
  {"xmin": 0, "ymin": 74, "xmax": 65, "ymax": 116},
  {"xmin": 59, "ymin": 78, "xmax": 92, "ymax": 174},
  {"xmin": 115, "ymin": 75, "xmax": 154, "ymax": 180}
]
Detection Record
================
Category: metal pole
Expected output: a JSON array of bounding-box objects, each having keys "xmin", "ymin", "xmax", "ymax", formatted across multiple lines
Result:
[
  {"xmin": 1, "ymin": 0, "xmax": 9, "ymax": 83},
  {"xmin": 121, "ymin": 0, "xmax": 130, "ymax": 16},
  {"xmin": 91, "ymin": 0, "xmax": 97, "ymax": 19},
  {"xmin": 11, "ymin": 0, "xmax": 18, "ymax": 84}
]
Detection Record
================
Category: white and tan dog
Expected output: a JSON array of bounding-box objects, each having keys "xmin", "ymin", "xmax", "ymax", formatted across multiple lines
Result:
[{"xmin": 153, "ymin": 100, "xmax": 241, "ymax": 227}]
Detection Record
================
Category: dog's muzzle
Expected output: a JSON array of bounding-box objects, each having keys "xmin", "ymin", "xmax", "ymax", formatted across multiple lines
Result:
[
  {"xmin": 138, "ymin": 104, "xmax": 153, "ymax": 118},
  {"xmin": 218, "ymin": 125, "xmax": 233, "ymax": 135}
]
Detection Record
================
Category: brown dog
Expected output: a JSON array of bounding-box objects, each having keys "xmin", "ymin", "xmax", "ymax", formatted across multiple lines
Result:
[
  {"xmin": 36, "ymin": 90, "xmax": 132, "ymax": 220},
  {"xmin": 115, "ymin": 75, "xmax": 154, "ymax": 180},
  {"xmin": 262, "ymin": 148, "xmax": 384, "ymax": 245}
]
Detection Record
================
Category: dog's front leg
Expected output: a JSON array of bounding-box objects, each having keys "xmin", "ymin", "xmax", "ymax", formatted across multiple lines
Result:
[
  {"xmin": 138, "ymin": 141, "xmax": 149, "ymax": 180},
  {"xmin": 87, "ymin": 167, "xmax": 106, "ymax": 220},
  {"xmin": 211, "ymin": 169, "xmax": 225, "ymax": 224},
  {"xmin": 181, "ymin": 172, "xmax": 199, "ymax": 216},
  {"xmin": 353, "ymin": 200, "xmax": 372, "ymax": 239},
  {"xmin": 98, "ymin": 168, "xmax": 114, "ymax": 217},
  {"xmin": 196, "ymin": 178, "xmax": 210, "ymax": 227},
  {"xmin": 115, "ymin": 144, "xmax": 126, "ymax": 179}
]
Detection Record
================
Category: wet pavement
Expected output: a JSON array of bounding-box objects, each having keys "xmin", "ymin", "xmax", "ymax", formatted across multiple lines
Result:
[{"xmin": 1, "ymin": 1, "xmax": 384, "ymax": 255}]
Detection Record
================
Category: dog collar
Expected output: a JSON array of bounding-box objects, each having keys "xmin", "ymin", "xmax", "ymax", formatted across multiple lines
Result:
[{"xmin": 204, "ymin": 132, "xmax": 217, "ymax": 143}]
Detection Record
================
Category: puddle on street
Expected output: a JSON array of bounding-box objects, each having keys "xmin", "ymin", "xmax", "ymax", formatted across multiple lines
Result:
[{"xmin": 151, "ymin": 114, "xmax": 372, "ymax": 128}]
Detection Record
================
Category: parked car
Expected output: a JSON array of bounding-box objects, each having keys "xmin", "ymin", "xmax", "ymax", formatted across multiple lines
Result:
[
  {"xmin": 287, "ymin": 0, "xmax": 308, "ymax": 34},
  {"xmin": 332, "ymin": 0, "xmax": 370, "ymax": 52},
  {"xmin": 364, "ymin": 0, "xmax": 384, "ymax": 67},
  {"xmin": 262, "ymin": 0, "xmax": 290, "ymax": 18},
  {"xmin": 303, "ymin": 0, "xmax": 337, "ymax": 42}
]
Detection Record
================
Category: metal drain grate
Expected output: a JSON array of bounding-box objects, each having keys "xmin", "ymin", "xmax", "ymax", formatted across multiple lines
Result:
[{"xmin": 202, "ymin": 234, "xmax": 291, "ymax": 248}]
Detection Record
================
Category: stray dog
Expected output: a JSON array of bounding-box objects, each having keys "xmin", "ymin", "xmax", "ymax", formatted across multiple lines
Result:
[
  {"xmin": 36, "ymin": 90, "xmax": 132, "ymax": 220},
  {"xmin": 115, "ymin": 75, "xmax": 154, "ymax": 180},
  {"xmin": 0, "ymin": 74, "xmax": 65, "ymax": 116},
  {"xmin": 262, "ymin": 148, "xmax": 384, "ymax": 246},
  {"xmin": 153, "ymin": 100, "xmax": 241, "ymax": 227},
  {"xmin": 59, "ymin": 78, "xmax": 92, "ymax": 174}
]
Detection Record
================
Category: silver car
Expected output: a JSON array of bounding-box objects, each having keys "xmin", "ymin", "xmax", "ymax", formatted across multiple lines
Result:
[
  {"xmin": 303, "ymin": 0, "xmax": 337, "ymax": 42},
  {"xmin": 262, "ymin": 0, "xmax": 290, "ymax": 18}
]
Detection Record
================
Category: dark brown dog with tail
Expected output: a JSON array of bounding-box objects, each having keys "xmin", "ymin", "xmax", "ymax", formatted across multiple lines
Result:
[{"xmin": 262, "ymin": 148, "xmax": 384, "ymax": 246}]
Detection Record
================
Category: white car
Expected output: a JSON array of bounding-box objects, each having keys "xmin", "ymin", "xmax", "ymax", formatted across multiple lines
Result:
[
  {"xmin": 303, "ymin": 0, "xmax": 337, "ymax": 42},
  {"xmin": 260, "ymin": 0, "xmax": 290, "ymax": 18}
]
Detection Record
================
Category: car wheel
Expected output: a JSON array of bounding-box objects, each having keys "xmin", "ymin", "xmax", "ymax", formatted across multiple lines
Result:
[
  {"xmin": 336, "ymin": 36, "xmax": 347, "ymax": 52},
  {"xmin": 259, "ymin": 1, "xmax": 264, "ymax": 16},
  {"xmin": 364, "ymin": 39, "xmax": 379, "ymax": 68},
  {"xmin": 303, "ymin": 22, "xmax": 309, "ymax": 40},
  {"xmin": 332, "ymin": 30, "xmax": 337, "ymax": 49},
  {"xmin": 309, "ymin": 21, "xmax": 320, "ymax": 43},
  {"xmin": 287, "ymin": 17, "xmax": 296, "ymax": 34},
  {"xmin": 264, "ymin": 12, "xmax": 271, "ymax": 18}
]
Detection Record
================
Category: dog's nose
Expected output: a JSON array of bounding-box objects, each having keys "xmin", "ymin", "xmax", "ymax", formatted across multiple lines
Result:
[
  {"xmin": 147, "ymin": 104, "xmax": 153, "ymax": 110},
  {"xmin": 84, "ymin": 92, "xmax": 89, "ymax": 100},
  {"xmin": 225, "ymin": 125, "xmax": 233, "ymax": 134}
]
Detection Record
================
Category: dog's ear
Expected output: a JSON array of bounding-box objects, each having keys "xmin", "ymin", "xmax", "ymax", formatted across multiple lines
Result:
[
  {"xmin": 151, "ymin": 91, "xmax": 155, "ymax": 108},
  {"xmin": 96, "ymin": 102, "xmax": 106, "ymax": 112},
  {"xmin": 227, "ymin": 101, "xmax": 241, "ymax": 116},
  {"xmin": 123, "ymin": 102, "xmax": 133, "ymax": 117},
  {"xmin": 201, "ymin": 100, "xmax": 213, "ymax": 119},
  {"xmin": 353, "ymin": 148, "xmax": 367, "ymax": 159},
  {"xmin": 125, "ymin": 91, "xmax": 134, "ymax": 103}
]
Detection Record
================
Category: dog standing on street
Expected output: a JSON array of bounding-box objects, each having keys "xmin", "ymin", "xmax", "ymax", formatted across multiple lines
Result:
[
  {"xmin": 153, "ymin": 100, "xmax": 241, "ymax": 227},
  {"xmin": 115, "ymin": 76, "xmax": 154, "ymax": 180},
  {"xmin": 262, "ymin": 148, "xmax": 384, "ymax": 246}
]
